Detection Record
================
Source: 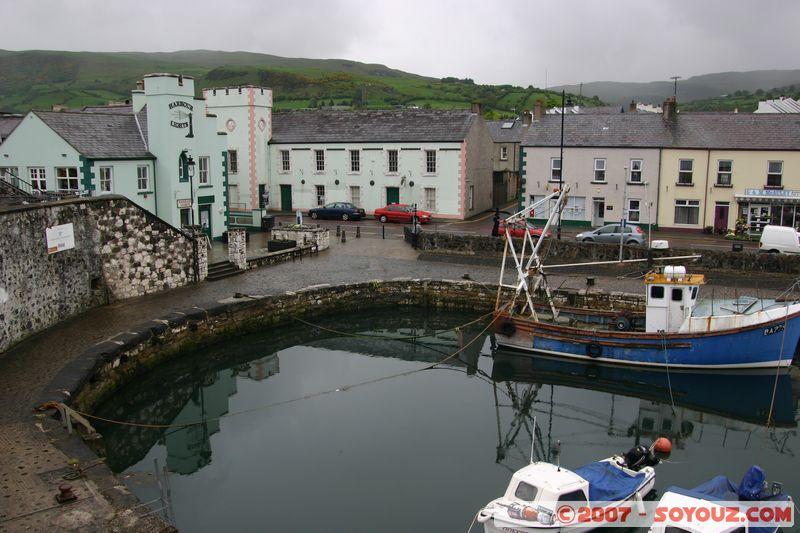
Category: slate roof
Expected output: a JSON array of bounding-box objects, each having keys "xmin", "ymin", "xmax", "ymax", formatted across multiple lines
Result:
[
  {"xmin": 522, "ymin": 113, "xmax": 800, "ymax": 150},
  {"xmin": 487, "ymin": 120, "xmax": 528, "ymax": 143},
  {"xmin": 81, "ymin": 105, "xmax": 134, "ymax": 115},
  {"xmin": 0, "ymin": 115, "xmax": 23, "ymax": 142},
  {"xmin": 523, "ymin": 113, "xmax": 672, "ymax": 148},
  {"xmin": 34, "ymin": 110, "xmax": 153, "ymax": 159},
  {"xmin": 271, "ymin": 109, "xmax": 476, "ymax": 144}
]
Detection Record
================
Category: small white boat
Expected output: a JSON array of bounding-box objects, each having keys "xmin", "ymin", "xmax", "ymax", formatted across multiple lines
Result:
[
  {"xmin": 477, "ymin": 444, "xmax": 660, "ymax": 532},
  {"xmin": 649, "ymin": 466, "xmax": 793, "ymax": 533}
]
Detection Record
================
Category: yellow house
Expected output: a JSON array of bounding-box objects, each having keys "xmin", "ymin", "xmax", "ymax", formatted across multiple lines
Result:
[{"xmin": 657, "ymin": 111, "xmax": 800, "ymax": 233}]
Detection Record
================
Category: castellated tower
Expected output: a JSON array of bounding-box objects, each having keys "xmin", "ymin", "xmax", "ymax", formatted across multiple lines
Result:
[{"xmin": 203, "ymin": 86, "xmax": 273, "ymax": 213}]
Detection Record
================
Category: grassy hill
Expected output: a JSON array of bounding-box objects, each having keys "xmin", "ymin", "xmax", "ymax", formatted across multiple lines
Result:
[
  {"xmin": 0, "ymin": 49, "xmax": 585, "ymax": 116},
  {"xmin": 553, "ymin": 70, "xmax": 800, "ymax": 106}
]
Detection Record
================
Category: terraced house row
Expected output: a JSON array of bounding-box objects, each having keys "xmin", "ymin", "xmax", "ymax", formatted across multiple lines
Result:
[
  {"xmin": 520, "ymin": 97, "xmax": 800, "ymax": 234},
  {"xmin": 0, "ymin": 75, "xmax": 798, "ymax": 237}
]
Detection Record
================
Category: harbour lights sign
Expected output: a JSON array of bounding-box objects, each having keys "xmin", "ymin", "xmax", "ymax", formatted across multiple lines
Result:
[{"xmin": 169, "ymin": 101, "xmax": 193, "ymax": 129}]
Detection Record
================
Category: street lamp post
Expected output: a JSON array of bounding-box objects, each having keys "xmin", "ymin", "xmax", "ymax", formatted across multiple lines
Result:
[
  {"xmin": 618, "ymin": 167, "xmax": 628, "ymax": 262},
  {"xmin": 187, "ymin": 155, "xmax": 196, "ymax": 226},
  {"xmin": 558, "ymin": 90, "xmax": 565, "ymax": 240}
]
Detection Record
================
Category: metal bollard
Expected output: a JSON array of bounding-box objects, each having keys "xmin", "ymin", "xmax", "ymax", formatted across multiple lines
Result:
[
  {"xmin": 341, "ymin": 230, "xmax": 347, "ymax": 243},
  {"xmin": 382, "ymin": 225, "xmax": 385, "ymax": 239},
  {"xmin": 336, "ymin": 225, "xmax": 341, "ymax": 237},
  {"xmin": 356, "ymin": 226, "xmax": 361, "ymax": 238}
]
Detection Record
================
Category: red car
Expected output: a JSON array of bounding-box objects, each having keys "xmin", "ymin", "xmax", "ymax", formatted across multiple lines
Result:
[
  {"xmin": 374, "ymin": 204, "xmax": 432, "ymax": 224},
  {"xmin": 498, "ymin": 220, "xmax": 551, "ymax": 239}
]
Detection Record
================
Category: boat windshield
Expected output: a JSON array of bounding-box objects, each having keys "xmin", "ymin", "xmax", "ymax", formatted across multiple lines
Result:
[{"xmin": 514, "ymin": 481, "xmax": 538, "ymax": 502}]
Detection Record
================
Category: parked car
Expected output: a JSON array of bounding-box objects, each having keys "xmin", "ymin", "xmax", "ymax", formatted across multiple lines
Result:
[
  {"xmin": 308, "ymin": 202, "xmax": 366, "ymax": 221},
  {"xmin": 497, "ymin": 220, "xmax": 551, "ymax": 239},
  {"xmin": 576, "ymin": 223, "xmax": 646, "ymax": 245},
  {"xmin": 374, "ymin": 204, "xmax": 432, "ymax": 224},
  {"xmin": 759, "ymin": 225, "xmax": 800, "ymax": 254}
]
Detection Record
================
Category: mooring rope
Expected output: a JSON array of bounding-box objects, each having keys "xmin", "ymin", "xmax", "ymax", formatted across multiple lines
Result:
[
  {"xmin": 766, "ymin": 301, "xmax": 791, "ymax": 427},
  {"xmin": 290, "ymin": 310, "xmax": 495, "ymax": 341},
  {"xmin": 66, "ymin": 313, "xmax": 500, "ymax": 430},
  {"xmin": 661, "ymin": 331, "xmax": 677, "ymax": 416}
]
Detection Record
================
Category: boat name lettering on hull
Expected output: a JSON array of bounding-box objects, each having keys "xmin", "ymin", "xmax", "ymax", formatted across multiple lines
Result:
[{"xmin": 764, "ymin": 324, "xmax": 785, "ymax": 336}]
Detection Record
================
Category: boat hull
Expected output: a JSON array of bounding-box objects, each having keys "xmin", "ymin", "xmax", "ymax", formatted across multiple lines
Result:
[
  {"xmin": 493, "ymin": 309, "xmax": 800, "ymax": 369},
  {"xmin": 481, "ymin": 473, "xmax": 656, "ymax": 533}
]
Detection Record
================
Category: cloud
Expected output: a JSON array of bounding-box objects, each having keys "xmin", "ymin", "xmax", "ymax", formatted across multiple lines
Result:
[{"xmin": 3, "ymin": 0, "xmax": 799, "ymax": 87}]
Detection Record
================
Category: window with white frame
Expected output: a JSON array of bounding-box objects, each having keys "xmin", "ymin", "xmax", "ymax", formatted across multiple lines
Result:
[
  {"xmin": 500, "ymin": 146, "xmax": 508, "ymax": 161},
  {"xmin": 315, "ymin": 184, "xmax": 326, "ymax": 206},
  {"xmin": 563, "ymin": 196, "xmax": 585, "ymax": 220},
  {"xmin": 425, "ymin": 150, "xmax": 437, "ymax": 174},
  {"xmin": 29, "ymin": 167, "xmax": 46, "ymax": 190},
  {"xmin": 424, "ymin": 187, "xmax": 436, "ymax": 211},
  {"xmin": 674, "ymin": 199, "xmax": 700, "ymax": 225},
  {"xmin": 314, "ymin": 150, "xmax": 325, "ymax": 172},
  {"xmin": 350, "ymin": 186, "xmax": 361, "ymax": 206},
  {"xmin": 1, "ymin": 167, "xmax": 19, "ymax": 188},
  {"xmin": 593, "ymin": 159, "xmax": 606, "ymax": 182},
  {"xmin": 56, "ymin": 167, "xmax": 79, "ymax": 191},
  {"xmin": 387, "ymin": 149, "xmax": 399, "ymax": 173},
  {"xmin": 678, "ymin": 159, "xmax": 693, "ymax": 185},
  {"xmin": 717, "ymin": 160, "xmax": 732, "ymax": 186},
  {"xmin": 349, "ymin": 150, "xmax": 360, "ymax": 173},
  {"xmin": 137, "ymin": 165, "xmax": 150, "ymax": 191},
  {"xmin": 767, "ymin": 161, "xmax": 783, "ymax": 187},
  {"xmin": 280, "ymin": 150, "xmax": 291, "ymax": 172},
  {"xmin": 531, "ymin": 194, "xmax": 584, "ymax": 221},
  {"xmin": 550, "ymin": 158, "xmax": 562, "ymax": 182},
  {"xmin": 629, "ymin": 159, "xmax": 643, "ymax": 183},
  {"xmin": 628, "ymin": 199, "xmax": 641, "ymax": 222},
  {"xmin": 228, "ymin": 150, "xmax": 238, "ymax": 174},
  {"xmin": 198, "ymin": 156, "xmax": 209, "ymax": 185},
  {"xmin": 99, "ymin": 166, "xmax": 113, "ymax": 193}
]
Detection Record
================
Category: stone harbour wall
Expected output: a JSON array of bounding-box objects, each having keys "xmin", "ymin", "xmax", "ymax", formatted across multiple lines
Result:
[
  {"xmin": 58, "ymin": 279, "xmax": 503, "ymax": 412},
  {"xmin": 0, "ymin": 196, "xmax": 196, "ymax": 353}
]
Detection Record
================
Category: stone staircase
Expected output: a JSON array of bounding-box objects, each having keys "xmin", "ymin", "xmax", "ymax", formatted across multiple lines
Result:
[
  {"xmin": 0, "ymin": 174, "xmax": 71, "ymax": 208},
  {"xmin": 206, "ymin": 260, "xmax": 244, "ymax": 281}
]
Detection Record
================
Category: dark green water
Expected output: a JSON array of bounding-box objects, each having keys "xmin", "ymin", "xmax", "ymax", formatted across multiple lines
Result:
[{"xmin": 93, "ymin": 310, "xmax": 800, "ymax": 533}]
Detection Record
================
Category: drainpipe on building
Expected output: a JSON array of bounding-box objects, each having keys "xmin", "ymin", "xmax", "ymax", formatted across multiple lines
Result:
[{"xmin": 702, "ymin": 150, "xmax": 711, "ymax": 229}]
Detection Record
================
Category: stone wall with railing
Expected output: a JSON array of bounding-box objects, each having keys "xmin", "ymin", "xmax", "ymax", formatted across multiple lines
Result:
[{"xmin": 415, "ymin": 232, "xmax": 800, "ymax": 274}]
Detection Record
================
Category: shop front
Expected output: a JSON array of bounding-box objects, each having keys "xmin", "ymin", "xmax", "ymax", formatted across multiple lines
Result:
[{"xmin": 735, "ymin": 188, "xmax": 800, "ymax": 234}]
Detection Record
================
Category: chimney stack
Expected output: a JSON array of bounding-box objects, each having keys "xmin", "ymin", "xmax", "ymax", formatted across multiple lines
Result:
[
  {"xmin": 471, "ymin": 102, "xmax": 483, "ymax": 115},
  {"xmin": 533, "ymin": 99, "xmax": 544, "ymax": 121},
  {"xmin": 522, "ymin": 110, "xmax": 532, "ymax": 126},
  {"xmin": 662, "ymin": 96, "xmax": 677, "ymax": 121},
  {"xmin": 629, "ymin": 100, "xmax": 637, "ymax": 113},
  {"xmin": 136, "ymin": 80, "xmax": 144, "ymax": 91}
]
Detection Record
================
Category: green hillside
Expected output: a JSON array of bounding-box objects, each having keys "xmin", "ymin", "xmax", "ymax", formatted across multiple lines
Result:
[
  {"xmin": 553, "ymin": 70, "xmax": 800, "ymax": 106},
  {"xmin": 0, "ymin": 49, "xmax": 586, "ymax": 116}
]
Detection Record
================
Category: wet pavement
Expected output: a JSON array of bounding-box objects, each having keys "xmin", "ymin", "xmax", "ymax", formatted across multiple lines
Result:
[{"xmin": 0, "ymin": 215, "xmax": 785, "ymax": 531}]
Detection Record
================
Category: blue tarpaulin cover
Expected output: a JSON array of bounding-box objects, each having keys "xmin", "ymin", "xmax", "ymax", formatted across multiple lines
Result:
[
  {"xmin": 573, "ymin": 462, "xmax": 645, "ymax": 502},
  {"xmin": 665, "ymin": 466, "xmax": 790, "ymax": 533}
]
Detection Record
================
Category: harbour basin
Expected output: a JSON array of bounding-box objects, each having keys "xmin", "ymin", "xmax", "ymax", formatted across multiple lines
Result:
[{"xmin": 92, "ymin": 309, "xmax": 800, "ymax": 532}]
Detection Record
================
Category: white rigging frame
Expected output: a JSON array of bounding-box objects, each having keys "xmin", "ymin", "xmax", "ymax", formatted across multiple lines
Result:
[{"xmin": 495, "ymin": 186, "xmax": 571, "ymax": 321}]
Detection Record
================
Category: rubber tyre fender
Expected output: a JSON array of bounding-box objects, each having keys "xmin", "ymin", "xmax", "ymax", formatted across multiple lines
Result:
[
  {"xmin": 614, "ymin": 315, "xmax": 632, "ymax": 331},
  {"xmin": 498, "ymin": 320, "xmax": 516, "ymax": 337},
  {"xmin": 586, "ymin": 342, "xmax": 602, "ymax": 358}
]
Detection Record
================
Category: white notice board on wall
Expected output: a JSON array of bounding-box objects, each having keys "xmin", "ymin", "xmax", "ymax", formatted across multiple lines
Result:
[{"xmin": 46, "ymin": 223, "xmax": 75, "ymax": 254}]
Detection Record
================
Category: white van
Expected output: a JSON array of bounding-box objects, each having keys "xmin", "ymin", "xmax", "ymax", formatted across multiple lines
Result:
[{"xmin": 759, "ymin": 224, "xmax": 800, "ymax": 254}]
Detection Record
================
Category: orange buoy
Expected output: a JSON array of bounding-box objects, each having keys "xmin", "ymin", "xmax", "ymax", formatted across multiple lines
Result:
[
  {"xmin": 522, "ymin": 507, "xmax": 538, "ymax": 521},
  {"xmin": 654, "ymin": 437, "xmax": 672, "ymax": 454}
]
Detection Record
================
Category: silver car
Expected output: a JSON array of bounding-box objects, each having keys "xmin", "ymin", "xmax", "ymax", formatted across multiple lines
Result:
[{"xmin": 575, "ymin": 224, "xmax": 646, "ymax": 245}]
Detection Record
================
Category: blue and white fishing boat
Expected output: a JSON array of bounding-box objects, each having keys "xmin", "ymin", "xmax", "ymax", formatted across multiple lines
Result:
[
  {"xmin": 649, "ymin": 466, "xmax": 793, "ymax": 533},
  {"xmin": 494, "ymin": 187, "xmax": 800, "ymax": 369}
]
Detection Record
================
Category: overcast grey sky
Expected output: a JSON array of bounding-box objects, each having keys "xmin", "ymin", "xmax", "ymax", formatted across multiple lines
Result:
[{"xmin": 3, "ymin": 0, "xmax": 798, "ymax": 87}]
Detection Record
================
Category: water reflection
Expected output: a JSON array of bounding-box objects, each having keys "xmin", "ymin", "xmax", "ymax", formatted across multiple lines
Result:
[
  {"xmin": 91, "ymin": 311, "xmax": 800, "ymax": 533},
  {"xmin": 95, "ymin": 312, "xmax": 486, "ymax": 475}
]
